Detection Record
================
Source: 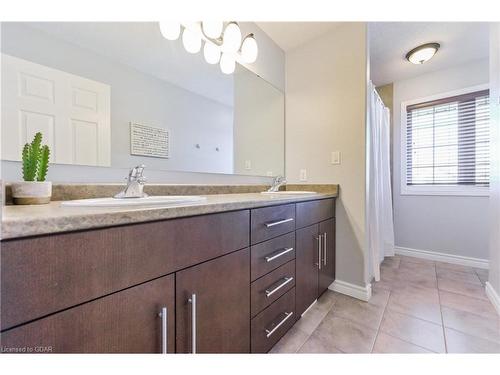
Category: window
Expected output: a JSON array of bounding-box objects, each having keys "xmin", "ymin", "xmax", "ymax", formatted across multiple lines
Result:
[{"xmin": 402, "ymin": 87, "xmax": 490, "ymax": 196}]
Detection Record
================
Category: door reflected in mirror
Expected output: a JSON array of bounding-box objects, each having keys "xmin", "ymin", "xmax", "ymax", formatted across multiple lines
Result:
[{"xmin": 1, "ymin": 22, "xmax": 284, "ymax": 177}]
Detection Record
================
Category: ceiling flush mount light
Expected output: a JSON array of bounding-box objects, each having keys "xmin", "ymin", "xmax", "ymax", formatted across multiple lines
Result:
[
  {"xmin": 158, "ymin": 21, "xmax": 258, "ymax": 74},
  {"xmin": 405, "ymin": 43, "xmax": 440, "ymax": 64}
]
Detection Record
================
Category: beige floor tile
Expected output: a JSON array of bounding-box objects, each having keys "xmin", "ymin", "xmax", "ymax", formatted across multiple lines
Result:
[
  {"xmin": 441, "ymin": 306, "xmax": 500, "ymax": 344},
  {"xmin": 387, "ymin": 285, "xmax": 442, "ymax": 324},
  {"xmin": 380, "ymin": 266, "xmax": 399, "ymax": 282},
  {"xmin": 269, "ymin": 326, "xmax": 310, "ymax": 353},
  {"xmin": 474, "ymin": 268, "xmax": 489, "ymax": 285},
  {"xmin": 399, "ymin": 261, "xmax": 436, "ymax": 275},
  {"xmin": 380, "ymin": 310, "xmax": 445, "ymax": 353},
  {"xmin": 294, "ymin": 299, "xmax": 332, "ymax": 335},
  {"xmin": 395, "ymin": 269, "xmax": 438, "ymax": 290},
  {"xmin": 316, "ymin": 290, "xmax": 337, "ymax": 311},
  {"xmin": 435, "ymin": 262, "xmax": 475, "ymax": 274},
  {"xmin": 445, "ymin": 328, "xmax": 500, "ymax": 353},
  {"xmin": 399, "ymin": 255, "xmax": 435, "ymax": 267},
  {"xmin": 439, "ymin": 290, "xmax": 498, "ymax": 319},
  {"xmin": 297, "ymin": 331, "xmax": 343, "ymax": 353},
  {"xmin": 381, "ymin": 256, "xmax": 401, "ymax": 269},
  {"xmin": 372, "ymin": 332, "xmax": 433, "ymax": 353},
  {"xmin": 305, "ymin": 313, "xmax": 378, "ymax": 353},
  {"xmin": 437, "ymin": 278, "xmax": 489, "ymax": 301},
  {"xmin": 332, "ymin": 289, "xmax": 389, "ymax": 329},
  {"xmin": 436, "ymin": 268, "xmax": 482, "ymax": 285},
  {"xmin": 372, "ymin": 279, "xmax": 394, "ymax": 292}
]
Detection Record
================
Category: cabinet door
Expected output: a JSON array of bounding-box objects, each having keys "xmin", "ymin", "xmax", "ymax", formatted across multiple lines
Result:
[
  {"xmin": 176, "ymin": 248, "xmax": 250, "ymax": 353},
  {"xmin": 319, "ymin": 218, "xmax": 335, "ymax": 295},
  {"xmin": 0, "ymin": 275, "xmax": 175, "ymax": 353},
  {"xmin": 295, "ymin": 224, "xmax": 319, "ymax": 316}
]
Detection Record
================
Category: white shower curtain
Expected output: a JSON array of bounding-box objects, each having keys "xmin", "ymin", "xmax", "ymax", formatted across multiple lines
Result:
[{"xmin": 368, "ymin": 82, "xmax": 395, "ymax": 282}]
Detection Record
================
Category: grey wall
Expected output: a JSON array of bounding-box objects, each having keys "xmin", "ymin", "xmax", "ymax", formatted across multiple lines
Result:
[
  {"xmin": 1, "ymin": 22, "xmax": 285, "ymax": 184},
  {"xmin": 393, "ymin": 59, "xmax": 490, "ymax": 260}
]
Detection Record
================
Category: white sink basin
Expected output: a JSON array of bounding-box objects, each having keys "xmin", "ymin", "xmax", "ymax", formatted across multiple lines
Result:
[
  {"xmin": 61, "ymin": 195, "xmax": 207, "ymax": 207},
  {"xmin": 261, "ymin": 191, "xmax": 317, "ymax": 195}
]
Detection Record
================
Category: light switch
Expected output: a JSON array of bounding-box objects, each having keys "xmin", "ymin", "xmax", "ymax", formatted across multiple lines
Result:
[
  {"xmin": 245, "ymin": 160, "xmax": 252, "ymax": 170},
  {"xmin": 331, "ymin": 151, "xmax": 341, "ymax": 165},
  {"xmin": 299, "ymin": 169, "xmax": 307, "ymax": 181}
]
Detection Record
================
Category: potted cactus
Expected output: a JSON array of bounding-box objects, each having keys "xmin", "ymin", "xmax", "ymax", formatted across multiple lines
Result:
[{"xmin": 11, "ymin": 132, "xmax": 52, "ymax": 205}]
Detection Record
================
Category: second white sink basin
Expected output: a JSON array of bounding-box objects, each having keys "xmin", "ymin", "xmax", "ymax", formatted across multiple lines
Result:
[
  {"xmin": 261, "ymin": 191, "xmax": 316, "ymax": 195},
  {"xmin": 61, "ymin": 195, "xmax": 207, "ymax": 207}
]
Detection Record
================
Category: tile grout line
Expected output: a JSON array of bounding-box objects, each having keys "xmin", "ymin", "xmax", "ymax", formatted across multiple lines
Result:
[
  {"xmin": 370, "ymin": 288, "xmax": 392, "ymax": 353},
  {"xmin": 294, "ymin": 295, "xmax": 339, "ymax": 353},
  {"xmin": 435, "ymin": 261, "xmax": 449, "ymax": 353}
]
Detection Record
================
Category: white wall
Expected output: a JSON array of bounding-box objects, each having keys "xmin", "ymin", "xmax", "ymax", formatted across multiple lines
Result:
[
  {"xmin": 1, "ymin": 22, "xmax": 285, "ymax": 184},
  {"xmin": 488, "ymin": 24, "xmax": 500, "ymax": 303},
  {"xmin": 393, "ymin": 59, "xmax": 490, "ymax": 260},
  {"xmin": 286, "ymin": 23, "xmax": 368, "ymax": 287}
]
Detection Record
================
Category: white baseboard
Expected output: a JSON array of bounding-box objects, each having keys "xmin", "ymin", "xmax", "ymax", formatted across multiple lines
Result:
[
  {"xmin": 394, "ymin": 246, "xmax": 489, "ymax": 270},
  {"xmin": 485, "ymin": 282, "xmax": 500, "ymax": 316},
  {"xmin": 329, "ymin": 279, "xmax": 372, "ymax": 302}
]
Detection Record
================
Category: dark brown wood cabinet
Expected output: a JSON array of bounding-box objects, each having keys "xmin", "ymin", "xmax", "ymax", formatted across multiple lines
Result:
[
  {"xmin": 319, "ymin": 218, "xmax": 335, "ymax": 295},
  {"xmin": 175, "ymin": 248, "xmax": 250, "ymax": 353},
  {"xmin": 1, "ymin": 197, "xmax": 335, "ymax": 354},
  {"xmin": 295, "ymin": 200, "xmax": 336, "ymax": 316},
  {"xmin": 0, "ymin": 275, "xmax": 175, "ymax": 353}
]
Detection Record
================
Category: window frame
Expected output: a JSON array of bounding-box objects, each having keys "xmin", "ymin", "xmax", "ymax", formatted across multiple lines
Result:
[{"xmin": 400, "ymin": 84, "xmax": 490, "ymax": 197}]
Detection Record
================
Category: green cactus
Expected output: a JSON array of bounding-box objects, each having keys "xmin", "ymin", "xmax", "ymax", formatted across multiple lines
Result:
[{"xmin": 21, "ymin": 132, "xmax": 50, "ymax": 182}]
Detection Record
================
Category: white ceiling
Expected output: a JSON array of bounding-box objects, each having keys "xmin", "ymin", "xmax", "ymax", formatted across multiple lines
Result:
[
  {"xmin": 23, "ymin": 22, "xmax": 234, "ymax": 106},
  {"xmin": 256, "ymin": 22, "xmax": 341, "ymax": 51},
  {"xmin": 369, "ymin": 22, "xmax": 490, "ymax": 86}
]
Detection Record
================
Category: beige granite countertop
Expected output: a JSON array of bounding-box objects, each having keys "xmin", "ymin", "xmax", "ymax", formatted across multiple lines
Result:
[{"xmin": 1, "ymin": 192, "xmax": 337, "ymax": 240}]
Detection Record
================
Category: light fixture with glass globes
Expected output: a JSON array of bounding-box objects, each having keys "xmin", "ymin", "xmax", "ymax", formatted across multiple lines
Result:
[
  {"xmin": 158, "ymin": 21, "xmax": 258, "ymax": 74},
  {"xmin": 405, "ymin": 42, "xmax": 440, "ymax": 65}
]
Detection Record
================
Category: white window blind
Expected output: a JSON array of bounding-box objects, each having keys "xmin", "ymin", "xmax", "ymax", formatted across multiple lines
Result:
[{"xmin": 406, "ymin": 90, "xmax": 490, "ymax": 187}]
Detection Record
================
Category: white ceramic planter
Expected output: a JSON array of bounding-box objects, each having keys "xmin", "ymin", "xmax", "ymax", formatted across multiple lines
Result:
[{"xmin": 11, "ymin": 181, "xmax": 52, "ymax": 205}]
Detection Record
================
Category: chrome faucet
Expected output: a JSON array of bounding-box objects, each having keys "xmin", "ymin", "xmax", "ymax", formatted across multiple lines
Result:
[
  {"xmin": 114, "ymin": 164, "xmax": 148, "ymax": 199},
  {"xmin": 267, "ymin": 175, "xmax": 287, "ymax": 192}
]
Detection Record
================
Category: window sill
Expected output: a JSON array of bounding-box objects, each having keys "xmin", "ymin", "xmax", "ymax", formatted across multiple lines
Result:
[{"xmin": 401, "ymin": 186, "xmax": 490, "ymax": 197}]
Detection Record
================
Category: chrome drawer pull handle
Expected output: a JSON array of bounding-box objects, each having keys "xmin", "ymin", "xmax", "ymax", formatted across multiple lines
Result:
[
  {"xmin": 323, "ymin": 232, "xmax": 327, "ymax": 266},
  {"xmin": 158, "ymin": 307, "xmax": 168, "ymax": 354},
  {"xmin": 188, "ymin": 294, "xmax": 197, "ymax": 354},
  {"xmin": 265, "ymin": 277, "xmax": 294, "ymax": 298},
  {"xmin": 265, "ymin": 247, "xmax": 294, "ymax": 262},
  {"xmin": 265, "ymin": 218, "xmax": 294, "ymax": 228},
  {"xmin": 265, "ymin": 311, "xmax": 294, "ymax": 338},
  {"xmin": 317, "ymin": 234, "xmax": 322, "ymax": 270}
]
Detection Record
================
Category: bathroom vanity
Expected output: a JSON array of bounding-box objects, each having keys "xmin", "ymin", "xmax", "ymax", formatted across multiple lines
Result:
[{"xmin": 0, "ymin": 192, "xmax": 336, "ymax": 353}]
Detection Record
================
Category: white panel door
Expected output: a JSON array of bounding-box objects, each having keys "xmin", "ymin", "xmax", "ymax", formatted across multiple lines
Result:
[{"xmin": 1, "ymin": 54, "xmax": 111, "ymax": 166}]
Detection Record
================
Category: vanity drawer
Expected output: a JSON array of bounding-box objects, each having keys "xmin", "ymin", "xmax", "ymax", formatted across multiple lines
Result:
[
  {"xmin": 251, "ymin": 287, "xmax": 296, "ymax": 353},
  {"xmin": 251, "ymin": 232, "xmax": 295, "ymax": 281},
  {"xmin": 251, "ymin": 204, "xmax": 295, "ymax": 244},
  {"xmin": 0, "ymin": 210, "xmax": 249, "ymax": 330},
  {"xmin": 251, "ymin": 260, "xmax": 295, "ymax": 317},
  {"xmin": 296, "ymin": 198, "xmax": 335, "ymax": 229}
]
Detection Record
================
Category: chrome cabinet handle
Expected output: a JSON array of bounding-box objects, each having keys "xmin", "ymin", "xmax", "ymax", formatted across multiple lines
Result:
[
  {"xmin": 265, "ymin": 247, "xmax": 294, "ymax": 262},
  {"xmin": 265, "ymin": 218, "xmax": 294, "ymax": 228},
  {"xmin": 188, "ymin": 294, "xmax": 197, "ymax": 354},
  {"xmin": 317, "ymin": 234, "xmax": 322, "ymax": 270},
  {"xmin": 158, "ymin": 307, "xmax": 168, "ymax": 354},
  {"xmin": 265, "ymin": 311, "xmax": 294, "ymax": 338},
  {"xmin": 323, "ymin": 232, "xmax": 327, "ymax": 266},
  {"xmin": 265, "ymin": 277, "xmax": 294, "ymax": 298}
]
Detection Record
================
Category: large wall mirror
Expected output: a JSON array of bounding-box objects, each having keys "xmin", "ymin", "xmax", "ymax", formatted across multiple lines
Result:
[{"xmin": 1, "ymin": 22, "xmax": 285, "ymax": 177}]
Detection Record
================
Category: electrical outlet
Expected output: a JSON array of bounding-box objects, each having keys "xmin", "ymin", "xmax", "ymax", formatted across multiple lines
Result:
[
  {"xmin": 331, "ymin": 151, "xmax": 341, "ymax": 164},
  {"xmin": 245, "ymin": 160, "xmax": 252, "ymax": 170},
  {"xmin": 299, "ymin": 169, "xmax": 307, "ymax": 181}
]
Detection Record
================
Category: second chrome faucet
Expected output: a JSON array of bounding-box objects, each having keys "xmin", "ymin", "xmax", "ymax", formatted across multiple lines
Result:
[{"xmin": 114, "ymin": 164, "xmax": 148, "ymax": 199}]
